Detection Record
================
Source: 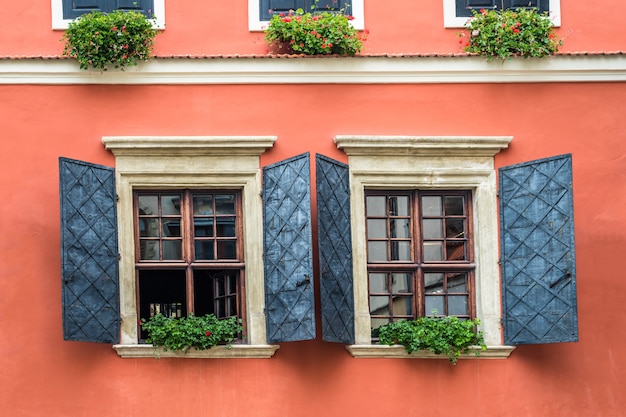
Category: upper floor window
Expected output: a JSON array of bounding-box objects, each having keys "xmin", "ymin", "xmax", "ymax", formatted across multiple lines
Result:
[
  {"xmin": 52, "ymin": 0, "xmax": 165, "ymax": 29},
  {"xmin": 443, "ymin": 0, "xmax": 560, "ymax": 28},
  {"xmin": 248, "ymin": 0, "xmax": 364, "ymax": 31}
]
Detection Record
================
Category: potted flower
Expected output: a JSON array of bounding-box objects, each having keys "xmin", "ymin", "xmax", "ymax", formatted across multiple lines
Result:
[
  {"xmin": 376, "ymin": 315, "xmax": 486, "ymax": 364},
  {"xmin": 264, "ymin": 6, "xmax": 366, "ymax": 56},
  {"xmin": 62, "ymin": 10, "xmax": 158, "ymax": 71},
  {"xmin": 461, "ymin": 7, "xmax": 561, "ymax": 60},
  {"xmin": 140, "ymin": 313, "xmax": 243, "ymax": 356}
]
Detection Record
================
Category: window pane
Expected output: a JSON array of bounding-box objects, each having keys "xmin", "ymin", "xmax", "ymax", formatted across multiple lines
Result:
[
  {"xmin": 449, "ymin": 295, "xmax": 468, "ymax": 316},
  {"xmin": 195, "ymin": 241, "xmax": 214, "ymax": 260},
  {"xmin": 366, "ymin": 196, "xmax": 386, "ymax": 216},
  {"xmin": 162, "ymin": 240, "xmax": 182, "ymax": 260},
  {"xmin": 215, "ymin": 194, "xmax": 235, "ymax": 214},
  {"xmin": 367, "ymin": 219, "xmax": 387, "ymax": 239},
  {"xmin": 448, "ymin": 273, "xmax": 468, "ymax": 293},
  {"xmin": 391, "ymin": 241, "xmax": 411, "ymax": 261},
  {"xmin": 423, "ymin": 242, "xmax": 443, "ymax": 261},
  {"xmin": 140, "ymin": 240, "xmax": 159, "ymax": 260},
  {"xmin": 368, "ymin": 241, "xmax": 387, "ymax": 262},
  {"xmin": 194, "ymin": 218, "xmax": 214, "ymax": 237},
  {"xmin": 393, "ymin": 297, "xmax": 413, "ymax": 315},
  {"xmin": 445, "ymin": 196, "xmax": 465, "ymax": 215},
  {"xmin": 369, "ymin": 273, "xmax": 387, "ymax": 293},
  {"xmin": 140, "ymin": 218, "xmax": 159, "ymax": 237},
  {"xmin": 162, "ymin": 219, "xmax": 181, "ymax": 237},
  {"xmin": 445, "ymin": 219, "xmax": 465, "ymax": 238},
  {"xmin": 422, "ymin": 196, "xmax": 442, "ymax": 216},
  {"xmin": 161, "ymin": 195, "xmax": 181, "ymax": 215},
  {"xmin": 370, "ymin": 317, "xmax": 390, "ymax": 331},
  {"xmin": 424, "ymin": 273, "xmax": 444, "ymax": 294},
  {"xmin": 193, "ymin": 195, "xmax": 213, "ymax": 215},
  {"xmin": 138, "ymin": 195, "xmax": 158, "ymax": 215},
  {"xmin": 369, "ymin": 296, "xmax": 390, "ymax": 315},
  {"xmin": 389, "ymin": 196, "xmax": 409, "ymax": 216},
  {"xmin": 217, "ymin": 240, "xmax": 237, "ymax": 259},
  {"xmin": 392, "ymin": 273, "xmax": 412, "ymax": 293},
  {"xmin": 390, "ymin": 219, "xmax": 410, "ymax": 238},
  {"xmin": 423, "ymin": 219, "xmax": 443, "ymax": 239},
  {"xmin": 425, "ymin": 296, "xmax": 444, "ymax": 316},
  {"xmin": 446, "ymin": 241, "xmax": 466, "ymax": 260},
  {"xmin": 216, "ymin": 217, "xmax": 236, "ymax": 237}
]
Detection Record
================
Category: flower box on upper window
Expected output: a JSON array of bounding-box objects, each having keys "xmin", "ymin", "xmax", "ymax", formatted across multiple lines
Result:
[
  {"xmin": 443, "ymin": 0, "xmax": 560, "ymax": 28},
  {"xmin": 52, "ymin": 0, "xmax": 165, "ymax": 29}
]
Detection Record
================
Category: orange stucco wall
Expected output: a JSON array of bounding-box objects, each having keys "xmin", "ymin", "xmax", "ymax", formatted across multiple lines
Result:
[{"xmin": 1, "ymin": 82, "xmax": 626, "ymax": 416}]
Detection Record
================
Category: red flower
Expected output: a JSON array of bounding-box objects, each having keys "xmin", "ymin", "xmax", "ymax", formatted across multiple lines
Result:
[
  {"xmin": 111, "ymin": 26, "xmax": 118, "ymax": 31},
  {"xmin": 282, "ymin": 17, "xmax": 292, "ymax": 22},
  {"xmin": 347, "ymin": 15, "xmax": 354, "ymax": 20},
  {"xmin": 205, "ymin": 331, "xmax": 212, "ymax": 337},
  {"xmin": 513, "ymin": 29, "xmax": 520, "ymax": 34},
  {"xmin": 279, "ymin": 12, "xmax": 285, "ymax": 17},
  {"xmin": 515, "ymin": 22, "xmax": 521, "ymax": 27}
]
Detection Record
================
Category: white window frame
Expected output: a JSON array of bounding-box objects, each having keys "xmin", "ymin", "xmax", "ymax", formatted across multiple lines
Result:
[
  {"xmin": 335, "ymin": 135, "xmax": 516, "ymax": 359},
  {"xmin": 51, "ymin": 0, "xmax": 166, "ymax": 30},
  {"xmin": 248, "ymin": 0, "xmax": 364, "ymax": 31},
  {"xmin": 102, "ymin": 136, "xmax": 279, "ymax": 359},
  {"xmin": 443, "ymin": 0, "xmax": 561, "ymax": 28}
]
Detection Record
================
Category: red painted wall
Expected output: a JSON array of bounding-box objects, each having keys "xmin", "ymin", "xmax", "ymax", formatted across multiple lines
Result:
[{"xmin": 1, "ymin": 82, "xmax": 626, "ymax": 416}]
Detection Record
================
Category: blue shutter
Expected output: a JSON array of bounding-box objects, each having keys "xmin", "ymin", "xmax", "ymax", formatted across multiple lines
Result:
[
  {"xmin": 316, "ymin": 155, "xmax": 354, "ymax": 344},
  {"xmin": 263, "ymin": 153, "xmax": 316, "ymax": 342},
  {"xmin": 63, "ymin": 0, "xmax": 154, "ymax": 19},
  {"xmin": 499, "ymin": 154, "xmax": 577, "ymax": 345},
  {"xmin": 60, "ymin": 158, "xmax": 120, "ymax": 344}
]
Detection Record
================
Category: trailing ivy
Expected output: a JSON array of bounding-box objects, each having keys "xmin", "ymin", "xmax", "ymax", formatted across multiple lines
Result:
[
  {"xmin": 62, "ymin": 10, "xmax": 158, "ymax": 71},
  {"xmin": 377, "ymin": 316, "xmax": 486, "ymax": 364}
]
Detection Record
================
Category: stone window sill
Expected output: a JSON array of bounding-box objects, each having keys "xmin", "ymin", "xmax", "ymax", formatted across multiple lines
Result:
[
  {"xmin": 113, "ymin": 344, "xmax": 280, "ymax": 358},
  {"xmin": 346, "ymin": 345, "xmax": 515, "ymax": 359}
]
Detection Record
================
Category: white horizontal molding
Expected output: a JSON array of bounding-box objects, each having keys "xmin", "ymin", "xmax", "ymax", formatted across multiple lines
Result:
[
  {"xmin": 113, "ymin": 344, "xmax": 280, "ymax": 358},
  {"xmin": 346, "ymin": 345, "xmax": 516, "ymax": 359},
  {"xmin": 1, "ymin": 55, "xmax": 625, "ymax": 84}
]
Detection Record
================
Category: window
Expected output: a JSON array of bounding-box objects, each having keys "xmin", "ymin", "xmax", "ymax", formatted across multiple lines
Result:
[
  {"xmin": 443, "ymin": 0, "xmax": 561, "ymax": 28},
  {"xmin": 248, "ymin": 0, "xmax": 364, "ymax": 31},
  {"xmin": 366, "ymin": 191, "xmax": 475, "ymax": 335},
  {"xmin": 52, "ymin": 0, "xmax": 166, "ymax": 30},
  {"xmin": 135, "ymin": 190, "xmax": 245, "ymax": 341}
]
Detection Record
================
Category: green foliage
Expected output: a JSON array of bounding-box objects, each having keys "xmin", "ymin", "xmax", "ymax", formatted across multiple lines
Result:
[
  {"xmin": 62, "ymin": 10, "xmax": 158, "ymax": 71},
  {"xmin": 264, "ymin": 6, "xmax": 366, "ymax": 56},
  {"xmin": 377, "ymin": 316, "xmax": 486, "ymax": 364},
  {"xmin": 140, "ymin": 313, "xmax": 243, "ymax": 354},
  {"xmin": 461, "ymin": 8, "xmax": 561, "ymax": 60}
]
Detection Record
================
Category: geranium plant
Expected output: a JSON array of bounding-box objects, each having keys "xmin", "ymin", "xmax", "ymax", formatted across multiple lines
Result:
[
  {"xmin": 462, "ymin": 7, "xmax": 561, "ymax": 60},
  {"xmin": 140, "ymin": 313, "xmax": 243, "ymax": 354},
  {"xmin": 62, "ymin": 10, "xmax": 158, "ymax": 71},
  {"xmin": 376, "ymin": 315, "xmax": 486, "ymax": 364},
  {"xmin": 264, "ymin": 6, "xmax": 366, "ymax": 55}
]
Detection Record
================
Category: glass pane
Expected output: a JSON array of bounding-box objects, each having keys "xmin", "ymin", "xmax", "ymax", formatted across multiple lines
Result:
[
  {"xmin": 393, "ymin": 297, "xmax": 413, "ymax": 315},
  {"xmin": 194, "ymin": 195, "xmax": 213, "ymax": 215},
  {"xmin": 423, "ymin": 219, "xmax": 443, "ymax": 239},
  {"xmin": 423, "ymin": 242, "xmax": 443, "ymax": 261},
  {"xmin": 368, "ymin": 241, "xmax": 387, "ymax": 262},
  {"xmin": 194, "ymin": 218, "xmax": 214, "ymax": 237},
  {"xmin": 391, "ymin": 241, "xmax": 411, "ymax": 261},
  {"xmin": 445, "ymin": 196, "xmax": 465, "ymax": 215},
  {"xmin": 449, "ymin": 295, "xmax": 468, "ymax": 316},
  {"xmin": 216, "ymin": 217, "xmax": 236, "ymax": 237},
  {"xmin": 162, "ymin": 240, "xmax": 182, "ymax": 260},
  {"xmin": 391, "ymin": 273, "xmax": 412, "ymax": 293},
  {"xmin": 138, "ymin": 195, "xmax": 158, "ymax": 215},
  {"xmin": 445, "ymin": 219, "xmax": 465, "ymax": 238},
  {"xmin": 218, "ymin": 240, "xmax": 237, "ymax": 259},
  {"xmin": 367, "ymin": 219, "xmax": 387, "ymax": 239},
  {"xmin": 195, "ymin": 241, "xmax": 214, "ymax": 260},
  {"xmin": 446, "ymin": 242, "xmax": 466, "ymax": 260},
  {"xmin": 140, "ymin": 218, "xmax": 159, "ymax": 237},
  {"xmin": 424, "ymin": 273, "xmax": 444, "ymax": 294},
  {"xmin": 389, "ymin": 196, "xmax": 409, "ymax": 216},
  {"xmin": 216, "ymin": 194, "xmax": 235, "ymax": 214},
  {"xmin": 140, "ymin": 240, "xmax": 159, "ymax": 260},
  {"xmin": 370, "ymin": 317, "xmax": 390, "ymax": 331},
  {"xmin": 162, "ymin": 219, "xmax": 181, "ymax": 237},
  {"xmin": 227, "ymin": 297, "xmax": 237, "ymax": 316},
  {"xmin": 227, "ymin": 274, "xmax": 237, "ymax": 293},
  {"xmin": 161, "ymin": 195, "xmax": 181, "ymax": 215},
  {"xmin": 390, "ymin": 219, "xmax": 410, "ymax": 238},
  {"xmin": 216, "ymin": 276, "xmax": 225, "ymax": 296},
  {"xmin": 422, "ymin": 196, "xmax": 442, "ymax": 216},
  {"xmin": 369, "ymin": 273, "xmax": 387, "ymax": 293},
  {"xmin": 448, "ymin": 273, "xmax": 467, "ymax": 293},
  {"xmin": 366, "ymin": 196, "xmax": 386, "ymax": 216},
  {"xmin": 369, "ymin": 296, "xmax": 390, "ymax": 315},
  {"xmin": 425, "ymin": 296, "xmax": 444, "ymax": 316}
]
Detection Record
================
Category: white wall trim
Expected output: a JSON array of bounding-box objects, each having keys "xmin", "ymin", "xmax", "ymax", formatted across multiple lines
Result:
[
  {"xmin": 2, "ymin": 54, "xmax": 625, "ymax": 85},
  {"xmin": 443, "ymin": 0, "xmax": 561, "ymax": 28}
]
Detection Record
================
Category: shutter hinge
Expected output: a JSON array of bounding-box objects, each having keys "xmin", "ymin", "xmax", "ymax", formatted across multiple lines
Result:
[
  {"xmin": 118, "ymin": 253, "xmax": 122, "ymax": 261},
  {"xmin": 116, "ymin": 194, "xmax": 120, "ymax": 202}
]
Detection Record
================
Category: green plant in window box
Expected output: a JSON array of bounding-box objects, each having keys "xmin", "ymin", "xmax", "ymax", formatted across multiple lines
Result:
[
  {"xmin": 460, "ymin": 7, "xmax": 561, "ymax": 60},
  {"xmin": 376, "ymin": 315, "xmax": 486, "ymax": 364},
  {"xmin": 140, "ymin": 313, "xmax": 243, "ymax": 355},
  {"xmin": 264, "ymin": 5, "xmax": 366, "ymax": 56},
  {"xmin": 62, "ymin": 10, "xmax": 158, "ymax": 71}
]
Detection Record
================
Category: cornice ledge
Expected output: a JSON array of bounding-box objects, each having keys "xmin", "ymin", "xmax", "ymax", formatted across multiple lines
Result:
[
  {"xmin": 335, "ymin": 135, "xmax": 513, "ymax": 157},
  {"xmin": 346, "ymin": 344, "xmax": 515, "ymax": 359},
  {"xmin": 102, "ymin": 135, "xmax": 277, "ymax": 156},
  {"xmin": 113, "ymin": 344, "xmax": 280, "ymax": 358}
]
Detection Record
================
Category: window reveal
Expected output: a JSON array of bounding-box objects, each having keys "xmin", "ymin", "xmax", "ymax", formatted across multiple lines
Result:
[
  {"xmin": 366, "ymin": 191, "xmax": 475, "ymax": 334},
  {"xmin": 134, "ymin": 190, "xmax": 244, "ymax": 341}
]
